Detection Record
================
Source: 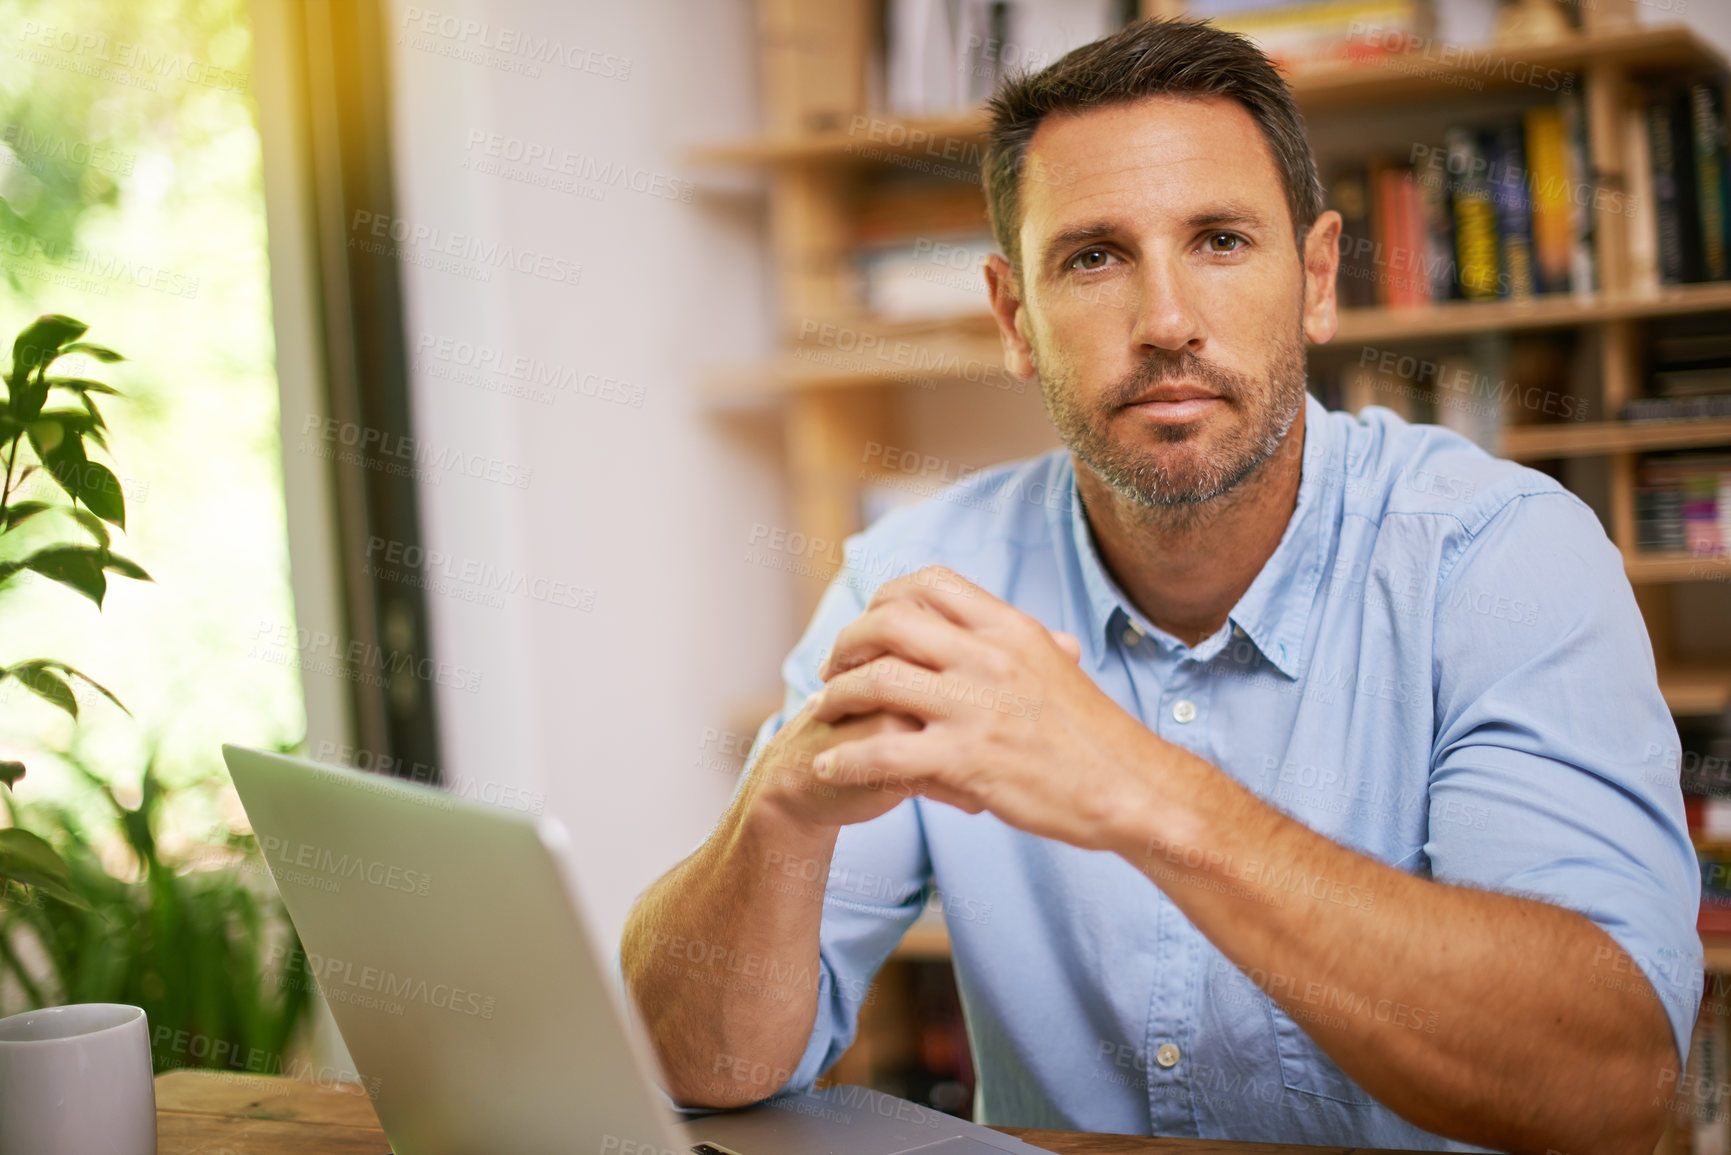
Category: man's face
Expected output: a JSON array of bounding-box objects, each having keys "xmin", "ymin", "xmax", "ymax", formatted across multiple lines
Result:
[{"xmin": 988, "ymin": 94, "xmax": 1336, "ymax": 510}]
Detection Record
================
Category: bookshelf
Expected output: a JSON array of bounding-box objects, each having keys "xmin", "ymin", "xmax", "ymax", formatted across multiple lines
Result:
[{"xmin": 695, "ymin": 0, "xmax": 1731, "ymax": 1121}]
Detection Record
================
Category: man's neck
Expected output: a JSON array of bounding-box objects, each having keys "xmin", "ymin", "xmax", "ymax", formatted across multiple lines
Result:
[{"xmin": 1074, "ymin": 406, "xmax": 1307, "ymax": 649}]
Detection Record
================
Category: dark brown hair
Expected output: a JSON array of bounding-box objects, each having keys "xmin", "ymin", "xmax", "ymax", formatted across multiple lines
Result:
[{"xmin": 983, "ymin": 17, "xmax": 1324, "ymax": 275}]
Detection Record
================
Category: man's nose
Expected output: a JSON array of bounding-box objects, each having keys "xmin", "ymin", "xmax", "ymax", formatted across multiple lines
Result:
[{"xmin": 1129, "ymin": 255, "xmax": 1204, "ymax": 354}]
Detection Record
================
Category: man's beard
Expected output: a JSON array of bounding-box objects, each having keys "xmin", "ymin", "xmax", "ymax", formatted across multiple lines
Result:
[{"xmin": 1038, "ymin": 331, "xmax": 1308, "ymax": 511}]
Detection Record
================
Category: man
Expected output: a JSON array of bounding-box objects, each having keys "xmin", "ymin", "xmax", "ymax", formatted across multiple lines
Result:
[{"xmin": 622, "ymin": 18, "xmax": 1700, "ymax": 1153}]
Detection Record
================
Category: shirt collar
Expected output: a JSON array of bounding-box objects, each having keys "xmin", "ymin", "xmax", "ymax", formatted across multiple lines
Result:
[{"xmin": 1062, "ymin": 391, "xmax": 1334, "ymax": 680}]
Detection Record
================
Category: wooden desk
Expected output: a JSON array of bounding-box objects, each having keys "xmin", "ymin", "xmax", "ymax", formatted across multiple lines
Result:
[{"xmin": 154, "ymin": 1069, "xmax": 1417, "ymax": 1155}]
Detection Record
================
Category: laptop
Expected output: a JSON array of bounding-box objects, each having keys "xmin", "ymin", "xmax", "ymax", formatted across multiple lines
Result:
[{"xmin": 221, "ymin": 744, "xmax": 1044, "ymax": 1155}]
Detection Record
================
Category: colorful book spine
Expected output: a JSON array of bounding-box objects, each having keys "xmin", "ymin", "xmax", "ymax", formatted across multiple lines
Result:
[
  {"xmin": 1560, "ymin": 92, "xmax": 1595, "ymax": 294},
  {"xmin": 1524, "ymin": 106, "xmax": 1572, "ymax": 294},
  {"xmin": 1375, "ymin": 166, "xmax": 1425, "ymax": 306},
  {"xmin": 1486, "ymin": 122, "xmax": 1536, "ymax": 299},
  {"xmin": 1447, "ymin": 128, "xmax": 1500, "ymax": 301},
  {"xmin": 1691, "ymin": 81, "xmax": 1728, "ymax": 282}
]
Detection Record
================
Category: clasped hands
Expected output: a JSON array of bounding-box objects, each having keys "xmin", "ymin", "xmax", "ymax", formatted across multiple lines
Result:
[{"xmin": 751, "ymin": 565, "xmax": 1185, "ymax": 854}]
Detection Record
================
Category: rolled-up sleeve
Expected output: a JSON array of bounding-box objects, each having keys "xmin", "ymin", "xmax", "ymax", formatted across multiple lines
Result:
[
  {"xmin": 1426, "ymin": 490, "xmax": 1703, "ymax": 1065},
  {"xmin": 731, "ymin": 546, "xmax": 934, "ymax": 1099}
]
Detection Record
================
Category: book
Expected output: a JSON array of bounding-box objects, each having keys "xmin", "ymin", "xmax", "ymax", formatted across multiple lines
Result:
[
  {"xmin": 1623, "ymin": 395, "xmax": 1731, "ymax": 422},
  {"xmin": 1625, "ymin": 103, "xmax": 1661, "ymax": 295},
  {"xmin": 1524, "ymin": 106, "xmax": 1572, "ymax": 294},
  {"xmin": 1651, "ymin": 86, "xmax": 1703, "ymax": 284},
  {"xmin": 1199, "ymin": 0, "xmax": 1436, "ymax": 76},
  {"xmin": 1328, "ymin": 165, "xmax": 1379, "ymax": 308},
  {"xmin": 1638, "ymin": 453, "xmax": 1731, "ymax": 555},
  {"xmin": 1414, "ymin": 147, "xmax": 1455, "ymax": 301},
  {"xmin": 1691, "ymin": 81, "xmax": 1729, "ymax": 282},
  {"xmin": 855, "ymin": 233, "xmax": 995, "ymax": 321},
  {"xmin": 1374, "ymin": 163, "xmax": 1424, "ymax": 306},
  {"xmin": 1447, "ymin": 127, "xmax": 1500, "ymax": 301},
  {"xmin": 1485, "ymin": 121, "xmax": 1536, "ymax": 299},
  {"xmin": 1560, "ymin": 91, "xmax": 1596, "ymax": 295}
]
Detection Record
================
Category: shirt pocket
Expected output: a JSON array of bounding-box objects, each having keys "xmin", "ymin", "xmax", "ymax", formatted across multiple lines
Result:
[
  {"xmin": 1265, "ymin": 844, "xmax": 1428, "ymax": 1107},
  {"xmin": 1266, "ymin": 999, "xmax": 1380, "ymax": 1105}
]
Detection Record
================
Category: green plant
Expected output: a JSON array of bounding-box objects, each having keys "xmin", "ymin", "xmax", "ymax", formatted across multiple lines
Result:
[
  {"xmin": 0, "ymin": 313, "xmax": 147, "ymax": 911},
  {"xmin": 0, "ymin": 746, "xmax": 314, "ymax": 1072},
  {"xmin": 0, "ymin": 312, "xmax": 314, "ymax": 1070}
]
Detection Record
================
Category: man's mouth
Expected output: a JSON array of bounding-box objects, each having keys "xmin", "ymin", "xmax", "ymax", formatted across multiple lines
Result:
[{"xmin": 1122, "ymin": 383, "xmax": 1225, "ymax": 420}]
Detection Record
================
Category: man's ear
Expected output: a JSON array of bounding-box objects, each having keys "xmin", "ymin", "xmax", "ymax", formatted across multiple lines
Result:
[
  {"xmin": 984, "ymin": 253, "xmax": 1037, "ymax": 381},
  {"xmin": 1301, "ymin": 209, "xmax": 1343, "ymax": 347}
]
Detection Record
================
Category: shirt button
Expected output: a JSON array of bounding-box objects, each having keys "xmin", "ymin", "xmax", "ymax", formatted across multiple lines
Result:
[
  {"xmin": 1172, "ymin": 699, "xmax": 1197, "ymax": 724},
  {"xmin": 1122, "ymin": 627, "xmax": 1142, "ymax": 648},
  {"xmin": 1156, "ymin": 1042, "xmax": 1181, "ymax": 1068}
]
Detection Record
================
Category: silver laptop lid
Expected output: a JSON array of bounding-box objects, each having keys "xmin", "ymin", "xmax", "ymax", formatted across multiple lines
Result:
[{"xmin": 221, "ymin": 744, "xmax": 689, "ymax": 1155}]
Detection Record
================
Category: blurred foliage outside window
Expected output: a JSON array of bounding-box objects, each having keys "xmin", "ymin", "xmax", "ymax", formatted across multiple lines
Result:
[{"xmin": 0, "ymin": 0, "xmax": 310, "ymax": 1023}]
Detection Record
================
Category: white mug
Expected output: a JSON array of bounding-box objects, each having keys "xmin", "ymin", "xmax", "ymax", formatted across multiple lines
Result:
[{"xmin": 0, "ymin": 1002, "xmax": 157, "ymax": 1155}]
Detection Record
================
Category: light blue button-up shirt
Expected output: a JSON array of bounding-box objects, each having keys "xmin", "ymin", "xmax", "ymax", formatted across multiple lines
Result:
[{"xmin": 736, "ymin": 393, "xmax": 1702, "ymax": 1148}]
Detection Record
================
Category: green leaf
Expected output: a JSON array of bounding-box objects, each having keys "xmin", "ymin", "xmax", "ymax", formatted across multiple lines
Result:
[
  {"xmin": 26, "ymin": 417, "xmax": 66, "ymax": 458},
  {"xmin": 71, "ymin": 460, "xmax": 124, "ymax": 527},
  {"xmin": 13, "ymin": 664, "xmax": 76, "ymax": 718},
  {"xmin": 57, "ymin": 341, "xmax": 123, "ymax": 364},
  {"xmin": 0, "ymin": 761, "xmax": 21, "ymax": 788},
  {"xmin": 46, "ymin": 377, "xmax": 121, "ymax": 396},
  {"xmin": 0, "ymin": 829, "xmax": 91, "ymax": 913},
  {"xmin": 3, "ymin": 500, "xmax": 51, "ymax": 529},
  {"xmin": 69, "ymin": 505, "xmax": 111, "ymax": 548},
  {"xmin": 103, "ymin": 551, "xmax": 150, "ymax": 581},
  {"xmin": 11, "ymin": 315, "xmax": 87, "ymax": 381},
  {"xmin": 24, "ymin": 545, "xmax": 106, "ymax": 607},
  {"xmin": 10, "ymin": 660, "xmax": 128, "ymax": 715}
]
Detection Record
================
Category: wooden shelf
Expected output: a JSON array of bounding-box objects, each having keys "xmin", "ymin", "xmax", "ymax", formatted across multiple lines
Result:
[
  {"xmin": 1334, "ymin": 282, "xmax": 1731, "ymax": 344},
  {"xmin": 693, "ymin": 25, "xmax": 1724, "ymax": 168},
  {"xmin": 1503, "ymin": 417, "xmax": 1731, "ymax": 461},
  {"xmin": 705, "ymin": 283, "xmax": 1731, "ymax": 398},
  {"xmin": 705, "ymin": 321, "xmax": 1005, "ymax": 398},
  {"xmin": 1291, "ymin": 24, "xmax": 1725, "ymax": 113},
  {"xmin": 1625, "ymin": 552, "xmax": 1731, "ymax": 585}
]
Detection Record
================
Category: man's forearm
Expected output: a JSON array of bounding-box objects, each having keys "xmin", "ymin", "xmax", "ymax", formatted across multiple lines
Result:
[
  {"xmin": 1110, "ymin": 742, "xmax": 1676, "ymax": 1155},
  {"xmin": 621, "ymin": 796, "xmax": 839, "ymax": 1108}
]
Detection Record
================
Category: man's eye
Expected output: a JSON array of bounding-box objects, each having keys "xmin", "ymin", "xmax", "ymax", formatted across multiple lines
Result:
[
  {"xmin": 1070, "ymin": 248, "xmax": 1113, "ymax": 271},
  {"xmin": 1204, "ymin": 232, "xmax": 1245, "ymax": 253}
]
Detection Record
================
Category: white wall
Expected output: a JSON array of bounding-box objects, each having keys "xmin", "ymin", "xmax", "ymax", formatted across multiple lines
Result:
[{"xmin": 383, "ymin": 0, "xmax": 789, "ymax": 950}]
